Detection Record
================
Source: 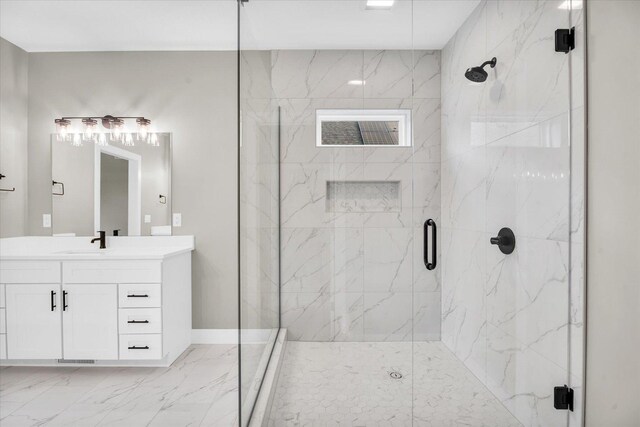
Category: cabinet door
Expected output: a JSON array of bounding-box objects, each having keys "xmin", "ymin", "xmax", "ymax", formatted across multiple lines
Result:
[
  {"xmin": 5, "ymin": 284, "xmax": 62, "ymax": 359},
  {"xmin": 62, "ymin": 284, "xmax": 118, "ymax": 360}
]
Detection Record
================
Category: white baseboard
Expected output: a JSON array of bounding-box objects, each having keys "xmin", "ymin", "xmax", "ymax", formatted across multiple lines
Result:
[
  {"xmin": 191, "ymin": 329, "xmax": 238, "ymax": 344},
  {"xmin": 191, "ymin": 329, "xmax": 276, "ymax": 345}
]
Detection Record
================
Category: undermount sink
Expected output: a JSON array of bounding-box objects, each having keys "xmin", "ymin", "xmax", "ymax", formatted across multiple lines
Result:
[{"xmin": 55, "ymin": 249, "xmax": 112, "ymax": 255}]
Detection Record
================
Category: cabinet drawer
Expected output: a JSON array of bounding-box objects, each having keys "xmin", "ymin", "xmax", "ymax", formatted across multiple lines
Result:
[
  {"xmin": 119, "ymin": 308, "xmax": 162, "ymax": 334},
  {"xmin": 0, "ymin": 261, "xmax": 60, "ymax": 284},
  {"xmin": 0, "ymin": 309, "xmax": 5, "ymax": 334},
  {"xmin": 0, "ymin": 284, "xmax": 5, "ymax": 307},
  {"xmin": 0, "ymin": 335, "xmax": 6, "ymax": 359},
  {"xmin": 119, "ymin": 334, "xmax": 162, "ymax": 360},
  {"xmin": 63, "ymin": 261, "xmax": 161, "ymax": 284},
  {"xmin": 118, "ymin": 284, "xmax": 161, "ymax": 308}
]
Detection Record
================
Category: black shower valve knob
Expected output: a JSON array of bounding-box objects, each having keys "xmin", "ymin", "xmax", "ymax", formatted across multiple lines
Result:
[{"xmin": 490, "ymin": 227, "xmax": 515, "ymax": 255}]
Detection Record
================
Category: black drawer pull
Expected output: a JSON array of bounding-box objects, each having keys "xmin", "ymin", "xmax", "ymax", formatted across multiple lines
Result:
[
  {"xmin": 127, "ymin": 320, "xmax": 150, "ymax": 324},
  {"xmin": 51, "ymin": 290, "xmax": 57, "ymax": 311},
  {"xmin": 63, "ymin": 290, "xmax": 69, "ymax": 311},
  {"xmin": 127, "ymin": 294, "xmax": 149, "ymax": 298},
  {"xmin": 128, "ymin": 346, "xmax": 150, "ymax": 350}
]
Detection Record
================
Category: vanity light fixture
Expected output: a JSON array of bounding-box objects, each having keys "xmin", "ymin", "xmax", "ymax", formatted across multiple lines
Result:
[
  {"xmin": 366, "ymin": 0, "xmax": 395, "ymax": 9},
  {"xmin": 54, "ymin": 115, "xmax": 157, "ymax": 147},
  {"xmin": 111, "ymin": 118, "xmax": 124, "ymax": 141},
  {"xmin": 82, "ymin": 118, "xmax": 98, "ymax": 139},
  {"xmin": 136, "ymin": 118, "xmax": 151, "ymax": 140},
  {"xmin": 54, "ymin": 118, "xmax": 71, "ymax": 141}
]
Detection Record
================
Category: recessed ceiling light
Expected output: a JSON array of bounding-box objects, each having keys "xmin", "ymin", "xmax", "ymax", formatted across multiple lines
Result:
[
  {"xmin": 348, "ymin": 80, "xmax": 366, "ymax": 85},
  {"xmin": 366, "ymin": 0, "xmax": 395, "ymax": 10},
  {"xmin": 558, "ymin": 0, "xmax": 582, "ymax": 10}
]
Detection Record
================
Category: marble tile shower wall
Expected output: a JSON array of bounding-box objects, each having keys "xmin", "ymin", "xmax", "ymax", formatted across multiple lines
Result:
[
  {"xmin": 274, "ymin": 49, "xmax": 442, "ymax": 342},
  {"xmin": 441, "ymin": 2, "xmax": 584, "ymax": 427},
  {"xmin": 240, "ymin": 51, "xmax": 280, "ymax": 333}
]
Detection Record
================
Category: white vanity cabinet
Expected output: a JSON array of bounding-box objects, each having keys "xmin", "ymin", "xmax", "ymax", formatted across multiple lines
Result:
[
  {"xmin": 5, "ymin": 283, "xmax": 63, "ymax": 359},
  {"xmin": 62, "ymin": 284, "xmax": 118, "ymax": 360},
  {"xmin": 2, "ymin": 261, "xmax": 62, "ymax": 360},
  {"xmin": 0, "ymin": 284, "xmax": 8, "ymax": 359},
  {"xmin": 0, "ymin": 242, "xmax": 192, "ymax": 367}
]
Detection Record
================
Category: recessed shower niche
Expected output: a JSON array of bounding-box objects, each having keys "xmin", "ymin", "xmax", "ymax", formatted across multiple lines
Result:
[{"xmin": 326, "ymin": 180, "xmax": 401, "ymax": 213}]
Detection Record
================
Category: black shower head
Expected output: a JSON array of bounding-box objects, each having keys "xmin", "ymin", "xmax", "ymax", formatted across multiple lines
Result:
[{"xmin": 464, "ymin": 57, "xmax": 497, "ymax": 82}]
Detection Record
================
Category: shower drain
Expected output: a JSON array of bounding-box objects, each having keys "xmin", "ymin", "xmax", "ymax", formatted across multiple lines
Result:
[{"xmin": 389, "ymin": 371, "xmax": 403, "ymax": 379}]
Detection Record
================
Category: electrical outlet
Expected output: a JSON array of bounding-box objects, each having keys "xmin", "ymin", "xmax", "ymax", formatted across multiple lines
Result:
[
  {"xmin": 144, "ymin": 214, "xmax": 152, "ymax": 224},
  {"xmin": 172, "ymin": 213, "xmax": 182, "ymax": 227},
  {"xmin": 43, "ymin": 214, "xmax": 51, "ymax": 228}
]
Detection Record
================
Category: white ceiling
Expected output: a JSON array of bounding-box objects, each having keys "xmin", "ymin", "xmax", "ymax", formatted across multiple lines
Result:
[{"xmin": 0, "ymin": 0, "xmax": 480, "ymax": 52}]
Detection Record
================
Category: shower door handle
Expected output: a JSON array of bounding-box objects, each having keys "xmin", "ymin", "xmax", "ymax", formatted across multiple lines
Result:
[{"xmin": 424, "ymin": 219, "xmax": 437, "ymax": 270}]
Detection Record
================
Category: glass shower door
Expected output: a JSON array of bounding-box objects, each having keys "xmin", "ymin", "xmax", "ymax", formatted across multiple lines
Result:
[
  {"xmin": 238, "ymin": 1, "xmax": 281, "ymax": 424},
  {"xmin": 436, "ymin": 1, "xmax": 580, "ymax": 426},
  {"xmin": 238, "ymin": 0, "xmax": 583, "ymax": 425}
]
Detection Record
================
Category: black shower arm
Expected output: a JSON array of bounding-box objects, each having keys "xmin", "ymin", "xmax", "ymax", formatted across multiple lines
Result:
[{"xmin": 480, "ymin": 57, "xmax": 497, "ymax": 69}]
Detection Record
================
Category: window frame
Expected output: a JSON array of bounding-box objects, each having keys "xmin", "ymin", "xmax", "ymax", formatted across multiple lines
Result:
[{"xmin": 315, "ymin": 109, "xmax": 412, "ymax": 147}]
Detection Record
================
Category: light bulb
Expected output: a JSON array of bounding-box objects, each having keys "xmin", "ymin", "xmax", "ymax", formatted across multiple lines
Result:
[
  {"xmin": 55, "ymin": 118, "xmax": 71, "ymax": 141},
  {"xmin": 82, "ymin": 118, "xmax": 97, "ymax": 139},
  {"xmin": 136, "ymin": 118, "xmax": 151, "ymax": 141},
  {"xmin": 149, "ymin": 133, "xmax": 159, "ymax": 147},
  {"xmin": 112, "ymin": 118, "xmax": 124, "ymax": 140}
]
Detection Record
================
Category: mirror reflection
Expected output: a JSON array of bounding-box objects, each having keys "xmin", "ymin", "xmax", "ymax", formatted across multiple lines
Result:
[{"xmin": 51, "ymin": 133, "xmax": 171, "ymax": 237}]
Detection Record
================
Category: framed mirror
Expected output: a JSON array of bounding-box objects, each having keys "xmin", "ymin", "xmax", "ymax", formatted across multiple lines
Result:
[{"xmin": 51, "ymin": 133, "xmax": 172, "ymax": 237}]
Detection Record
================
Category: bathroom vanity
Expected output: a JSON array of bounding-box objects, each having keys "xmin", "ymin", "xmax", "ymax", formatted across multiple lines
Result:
[{"xmin": 0, "ymin": 236, "xmax": 194, "ymax": 367}]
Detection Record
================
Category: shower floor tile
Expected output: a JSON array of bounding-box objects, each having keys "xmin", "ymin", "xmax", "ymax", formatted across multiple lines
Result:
[{"xmin": 268, "ymin": 341, "xmax": 522, "ymax": 426}]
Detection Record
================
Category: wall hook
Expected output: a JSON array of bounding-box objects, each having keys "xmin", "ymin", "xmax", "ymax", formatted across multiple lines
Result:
[
  {"xmin": 0, "ymin": 173, "xmax": 15, "ymax": 192},
  {"xmin": 52, "ymin": 180, "xmax": 65, "ymax": 196}
]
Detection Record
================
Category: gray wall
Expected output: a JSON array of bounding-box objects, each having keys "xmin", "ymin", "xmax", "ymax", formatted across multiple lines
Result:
[
  {"xmin": 26, "ymin": 51, "xmax": 238, "ymax": 329},
  {"xmin": 586, "ymin": 2, "xmax": 640, "ymax": 425},
  {"xmin": 0, "ymin": 38, "xmax": 28, "ymax": 237}
]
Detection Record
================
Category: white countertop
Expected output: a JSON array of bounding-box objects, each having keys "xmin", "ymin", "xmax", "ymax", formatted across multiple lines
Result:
[{"xmin": 0, "ymin": 236, "xmax": 195, "ymax": 261}]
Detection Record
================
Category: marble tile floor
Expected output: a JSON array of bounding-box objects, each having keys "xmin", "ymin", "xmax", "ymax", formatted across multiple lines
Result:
[
  {"xmin": 268, "ymin": 341, "xmax": 522, "ymax": 427},
  {"xmin": 0, "ymin": 345, "xmax": 239, "ymax": 427}
]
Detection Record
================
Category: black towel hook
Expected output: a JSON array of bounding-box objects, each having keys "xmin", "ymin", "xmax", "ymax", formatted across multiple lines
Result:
[{"xmin": 0, "ymin": 173, "xmax": 15, "ymax": 192}]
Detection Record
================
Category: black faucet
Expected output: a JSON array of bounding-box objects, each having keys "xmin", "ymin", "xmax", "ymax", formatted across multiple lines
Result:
[{"xmin": 91, "ymin": 231, "xmax": 106, "ymax": 249}]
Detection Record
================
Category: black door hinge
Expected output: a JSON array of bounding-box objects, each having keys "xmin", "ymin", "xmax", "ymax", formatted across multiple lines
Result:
[
  {"xmin": 554, "ymin": 385, "xmax": 574, "ymax": 411},
  {"xmin": 555, "ymin": 28, "xmax": 575, "ymax": 53}
]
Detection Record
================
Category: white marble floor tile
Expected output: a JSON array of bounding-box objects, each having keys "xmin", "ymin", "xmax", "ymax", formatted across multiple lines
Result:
[{"xmin": 0, "ymin": 345, "xmax": 239, "ymax": 427}]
